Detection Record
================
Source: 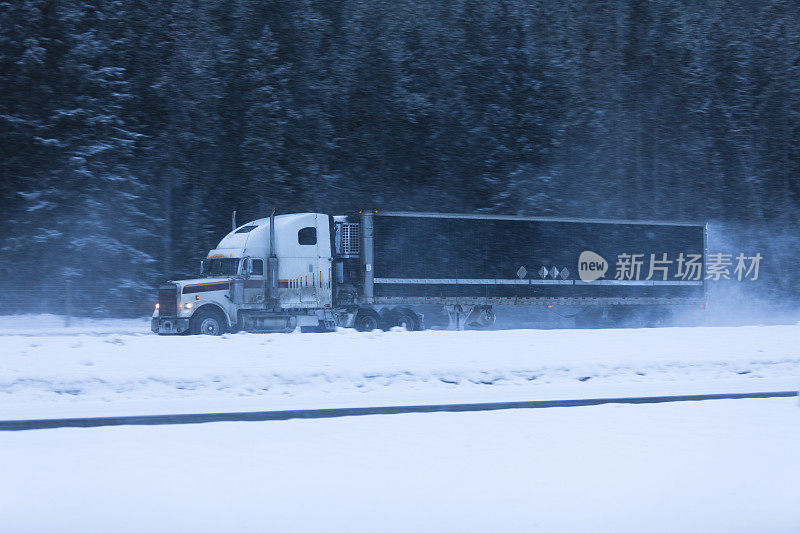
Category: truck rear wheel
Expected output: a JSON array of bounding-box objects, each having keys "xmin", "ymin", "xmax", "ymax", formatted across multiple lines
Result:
[
  {"xmin": 386, "ymin": 308, "xmax": 421, "ymax": 331},
  {"xmin": 354, "ymin": 308, "xmax": 382, "ymax": 332},
  {"xmin": 191, "ymin": 308, "xmax": 228, "ymax": 336}
]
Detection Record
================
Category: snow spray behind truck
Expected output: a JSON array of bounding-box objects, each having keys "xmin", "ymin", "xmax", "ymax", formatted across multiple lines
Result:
[{"xmin": 152, "ymin": 211, "xmax": 707, "ymax": 335}]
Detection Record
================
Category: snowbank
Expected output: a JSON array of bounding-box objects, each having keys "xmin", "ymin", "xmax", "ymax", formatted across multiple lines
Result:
[
  {"xmin": 0, "ymin": 314, "xmax": 151, "ymax": 336},
  {"xmin": 1, "ymin": 324, "xmax": 798, "ymax": 419}
]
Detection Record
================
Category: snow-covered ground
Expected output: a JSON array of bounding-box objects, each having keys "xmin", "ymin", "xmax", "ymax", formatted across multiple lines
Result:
[
  {"xmin": 2, "ymin": 397, "xmax": 798, "ymax": 532},
  {"xmin": 1, "ymin": 317, "xmax": 798, "ymax": 419},
  {"xmin": 2, "ymin": 317, "xmax": 798, "ymax": 531},
  {"xmin": 0, "ymin": 314, "xmax": 151, "ymax": 336}
]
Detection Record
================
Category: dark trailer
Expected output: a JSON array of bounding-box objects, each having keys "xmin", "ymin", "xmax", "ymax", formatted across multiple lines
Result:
[{"xmin": 361, "ymin": 212, "xmax": 706, "ymax": 313}]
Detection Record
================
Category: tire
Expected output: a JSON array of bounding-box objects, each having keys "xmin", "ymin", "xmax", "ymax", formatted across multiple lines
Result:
[
  {"xmin": 354, "ymin": 308, "xmax": 382, "ymax": 332},
  {"xmin": 386, "ymin": 308, "xmax": 420, "ymax": 331},
  {"xmin": 191, "ymin": 308, "xmax": 228, "ymax": 336}
]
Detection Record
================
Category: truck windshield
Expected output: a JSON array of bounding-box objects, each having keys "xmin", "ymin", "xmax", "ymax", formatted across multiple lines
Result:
[{"xmin": 203, "ymin": 258, "xmax": 240, "ymax": 277}]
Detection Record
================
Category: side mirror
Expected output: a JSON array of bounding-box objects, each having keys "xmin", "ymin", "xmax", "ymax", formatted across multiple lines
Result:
[
  {"xmin": 242, "ymin": 258, "xmax": 251, "ymax": 277},
  {"xmin": 199, "ymin": 260, "xmax": 206, "ymax": 275}
]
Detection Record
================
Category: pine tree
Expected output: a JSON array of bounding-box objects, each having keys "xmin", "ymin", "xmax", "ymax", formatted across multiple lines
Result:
[{"xmin": 1, "ymin": 0, "xmax": 156, "ymax": 315}]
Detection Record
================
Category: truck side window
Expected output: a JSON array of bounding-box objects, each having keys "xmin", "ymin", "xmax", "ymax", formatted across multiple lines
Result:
[
  {"xmin": 298, "ymin": 227, "xmax": 317, "ymax": 245},
  {"xmin": 251, "ymin": 259, "xmax": 263, "ymax": 275}
]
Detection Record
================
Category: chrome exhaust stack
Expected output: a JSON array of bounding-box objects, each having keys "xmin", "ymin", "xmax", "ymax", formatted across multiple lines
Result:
[{"xmin": 267, "ymin": 208, "xmax": 279, "ymax": 303}]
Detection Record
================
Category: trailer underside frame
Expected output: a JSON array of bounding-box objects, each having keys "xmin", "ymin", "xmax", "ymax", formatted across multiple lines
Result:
[{"xmin": 371, "ymin": 296, "xmax": 706, "ymax": 306}]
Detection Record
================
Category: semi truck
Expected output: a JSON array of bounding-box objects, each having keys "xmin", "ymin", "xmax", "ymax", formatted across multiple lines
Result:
[{"xmin": 151, "ymin": 211, "xmax": 707, "ymax": 335}]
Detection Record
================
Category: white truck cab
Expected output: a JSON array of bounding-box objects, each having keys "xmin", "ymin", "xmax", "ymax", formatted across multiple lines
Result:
[{"xmin": 152, "ymin": 212, "xmax": 345, "ymax": 335}]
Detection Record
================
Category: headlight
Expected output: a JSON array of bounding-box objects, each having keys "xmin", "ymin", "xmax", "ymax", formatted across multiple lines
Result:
[
  {"xmin": 155, "ymin": 303, "xmax": 159, "ymax": 310},
  {"xmin": 184, "ymin": 302, "xmax": 193, "ymax": 310}
]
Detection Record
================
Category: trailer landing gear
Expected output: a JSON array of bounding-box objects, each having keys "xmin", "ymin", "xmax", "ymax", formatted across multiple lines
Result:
[
  {"xmin": 444, "ymin": 305, "xmax": 495, "ymax": 330},
  {"xmin": 471, "ymin": 306, "xmax": 496, "ymax": 329}
]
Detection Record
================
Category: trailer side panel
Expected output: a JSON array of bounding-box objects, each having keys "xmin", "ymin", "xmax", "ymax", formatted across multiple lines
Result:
[{"xmin": 371, "ymin": 214, "xmax": 705, "ymax": 305}]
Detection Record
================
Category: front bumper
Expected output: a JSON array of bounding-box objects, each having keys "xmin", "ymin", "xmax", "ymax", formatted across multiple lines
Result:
[{"xmin": 151, "ymin": 317, "xmax": 190, "ymax": 335}]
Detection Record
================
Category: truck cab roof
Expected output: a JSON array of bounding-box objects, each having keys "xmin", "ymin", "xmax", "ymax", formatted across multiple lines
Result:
[{"xmin": 209, "ymin": 212, "xmax": 324, "ymax": 259}]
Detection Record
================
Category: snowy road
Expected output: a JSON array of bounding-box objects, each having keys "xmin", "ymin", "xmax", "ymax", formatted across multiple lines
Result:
[
  {"xmin": 1, "ymin": 397, "xmax": 798, "ymax": 533},
  {"xmin": 1, "ymin": 319, "xmax": 798, "ymax": 419}
]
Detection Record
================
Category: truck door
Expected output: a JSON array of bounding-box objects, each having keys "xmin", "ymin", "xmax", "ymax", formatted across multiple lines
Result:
[{"xmin": 243, "ymin": 258, "xmax": 266, "ymax": 304}]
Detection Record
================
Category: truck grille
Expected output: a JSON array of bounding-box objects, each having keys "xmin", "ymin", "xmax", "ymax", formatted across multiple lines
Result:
[{"xmin": 158, "ymin": 285, "xmax": 178, "ymax": 317}]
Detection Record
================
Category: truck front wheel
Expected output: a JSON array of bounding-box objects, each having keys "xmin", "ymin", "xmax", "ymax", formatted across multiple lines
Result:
[{"xmin": 191, "ymin": 308, "xmax": 228, "ymax": 336}]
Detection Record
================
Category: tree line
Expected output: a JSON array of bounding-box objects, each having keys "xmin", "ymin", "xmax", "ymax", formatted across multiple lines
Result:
[{"xmin": 1, "ymin": 0, "xmax": 798, "ymax": 315}]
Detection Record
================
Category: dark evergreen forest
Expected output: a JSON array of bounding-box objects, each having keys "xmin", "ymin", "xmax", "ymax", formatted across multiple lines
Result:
[{"xmin": 1, "ymin": 0, "xmax": 798, "ymax": 316}]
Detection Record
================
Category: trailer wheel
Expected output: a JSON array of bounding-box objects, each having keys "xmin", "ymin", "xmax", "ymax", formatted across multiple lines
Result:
[
  {"xmin": 386, "ymin": 308, "xmax": 420, "ymax": 331},
  {"xmin": 191, "ymin": 308, "xmax": 228, "ymax": 336},
  {"xmin": 354, "ymin": 308, "xmax": 381, "ymax": 332}
]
